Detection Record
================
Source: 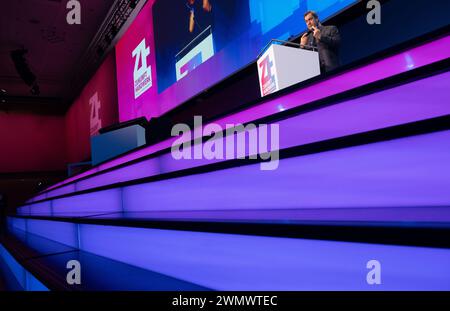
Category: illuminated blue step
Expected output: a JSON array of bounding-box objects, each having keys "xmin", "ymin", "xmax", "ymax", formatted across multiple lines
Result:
[
  {"xmin": 6, "ymin": 216, "xmax": 450, "ymax": 291},
  {"xmin": 2, "ymin": 227, "xmax": 209, "ymax": 291}
]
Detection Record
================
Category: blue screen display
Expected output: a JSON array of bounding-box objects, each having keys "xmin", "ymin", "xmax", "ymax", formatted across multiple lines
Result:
[{"xmin": 153, "ymin": 0, "xmax": 357, "ymax": 94}]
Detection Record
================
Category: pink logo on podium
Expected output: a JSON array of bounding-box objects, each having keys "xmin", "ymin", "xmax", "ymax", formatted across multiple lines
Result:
[{"xmin": 259, "ymin": 54, "xmax": 277, "ymax": 96}]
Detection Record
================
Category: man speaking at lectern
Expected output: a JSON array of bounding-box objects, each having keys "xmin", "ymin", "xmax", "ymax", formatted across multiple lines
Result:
[{"xmin": 300, "ymin": 11, "xmax": 341, "ymax": 73}]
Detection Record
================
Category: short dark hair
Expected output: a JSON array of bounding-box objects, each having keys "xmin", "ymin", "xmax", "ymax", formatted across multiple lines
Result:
[{"xmin": 304, "ymin": 10, "xmax": 319, "ymax": 20}]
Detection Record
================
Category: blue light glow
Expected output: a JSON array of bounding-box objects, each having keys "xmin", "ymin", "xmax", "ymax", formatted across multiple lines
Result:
[
  {"xmin": 26, "ymin": 219, "xmax": 78, "ymax": 249},
  {"xmin": 52, "ymin": 188, "xmax": 123, "ymax": 217},
  {"xmin": 7, "ymin": 220, "xmax": 450, "ymax": 290},
  {"xmin": 0, "ymin": 244, "xmax": 49, "ymax": 291}
]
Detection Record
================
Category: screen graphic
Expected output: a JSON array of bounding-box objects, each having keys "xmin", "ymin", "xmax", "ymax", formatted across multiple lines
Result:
[{"xmin": 116, "ymin": 0, "xmax": 358, "ymax": 122}]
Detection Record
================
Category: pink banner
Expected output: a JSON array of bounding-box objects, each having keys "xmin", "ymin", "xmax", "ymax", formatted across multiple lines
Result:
[{"xmin": 115, "ymin": 0, "xmax": 159, "ymax": 122}]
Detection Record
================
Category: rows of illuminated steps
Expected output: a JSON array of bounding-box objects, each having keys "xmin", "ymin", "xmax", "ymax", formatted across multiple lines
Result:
[
  {"xmin": 7, "ymin": 104, "xmax": 450, "ymax": 289},
  {"xmin": 9, "ymin": 106, "xmax": 450, "ymax": 290},
  {"xmin": 10, "ymin": 113, "xmax": 450, "ymax": 289},
  {"xmin": 24, "ymin": 35, "xmax": 450, "ymax": 203},
  {"xmin": 16, "ymin": 67, "xmax": 450, "ymax": 220},
  {"xmin": 5, "ymin": 214, "xmax": 450, "ymax": 290},
  {"xmin": 14, "ymin": 126, "xmax": 450, "ymax": 221},
  {"xmin": 6, "ymin": 35, "xmax": 450, "ymax": 290}
]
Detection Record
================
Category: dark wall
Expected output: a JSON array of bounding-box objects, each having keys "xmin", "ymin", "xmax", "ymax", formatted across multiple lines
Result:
[
  {"xmin": 0, "ymin": 110, "xmax": 67, "ymax": 173},
  {"xmin": 338, "ymin": 0, "xmax": 450, "ymax": 65},
  {"xmin": 0, "ymin": 172, "xmax": 66, "ymax": 213}
]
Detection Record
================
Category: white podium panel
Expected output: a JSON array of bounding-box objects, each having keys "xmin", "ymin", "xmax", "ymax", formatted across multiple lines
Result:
[{"xmin": 257, "ymin": 44, "xmax": 320, "ymax": 97}]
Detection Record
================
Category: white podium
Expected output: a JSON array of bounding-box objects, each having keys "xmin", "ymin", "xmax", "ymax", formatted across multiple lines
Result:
[{"xmin": 257, "ymin": 41, "xmax": 320, "ymax": 97}]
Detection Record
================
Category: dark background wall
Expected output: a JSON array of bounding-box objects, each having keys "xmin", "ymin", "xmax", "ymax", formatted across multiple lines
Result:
[
  {"xmin": 0, "ymin": 110, "xmax": 67, "ymax": 213},
  {"xmin": 338, "ymin": 0, "xmax": 450, "ymax": 66},
  {"xmin": 0, "ymin": 52, "xmax": 119, "ymax": 212},
  {"xmin": 0, "ymin": 111, "xmax": 67, "ymax": 173}
]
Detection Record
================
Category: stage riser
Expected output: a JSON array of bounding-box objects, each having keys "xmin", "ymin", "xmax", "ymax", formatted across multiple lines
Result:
[
  {"xmin": 6, "ymin": 217, "xmax": 450, "ymax": 291},
  {"xmin": 17, "ymin": 130, "xmax": 450, "ymax": 222}
]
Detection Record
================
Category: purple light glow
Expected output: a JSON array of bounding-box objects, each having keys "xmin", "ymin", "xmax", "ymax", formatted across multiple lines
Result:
[
  {"xmin": 89, "ymin": 206, "xmax": 450, "ymax": 223},
  {"xmin": 44, "ymin": 168, "xmax": 100, "ymax": 192},
  {"xmin": 76, "ymin": 223, "xmax": 450, "ymax": 290},
  {"xmin": 22, "ymin": 130, "xmax": 450, "ymax": 221},
  {"xmin": 32, "ymin": 193, "xmax": 47, "ymax": 202},
  {"xmin": 35, "ymin": 71, "xmax": 450, "ymax": 200},
  {"xmin": 51, "ymin": 188, "xmax": 123, "ymax": 217},
  {"xmin": 29, "ymin": 201, "xmax": 52, "ymax": 216},
  {"xmin": 25, "ymin": 219, "xmax": 78, "ymax": 248},
  {"xmin": 98, "ymin": 139, "xmax": 172, "ymax": 171},
  {"xmin": 76, "ymin": 158, "xmax": 161, "ymax": 192},
  {"xmin": 46, "ymin": 183, "xmax": 77, "ymax": 198},
  {"xmin": 122, "ymin": 131, "xmax": 450, "ymax": 214},
  {"xmin": 38, "ymin": 36, "xmax": 450, "ymax": 195}
]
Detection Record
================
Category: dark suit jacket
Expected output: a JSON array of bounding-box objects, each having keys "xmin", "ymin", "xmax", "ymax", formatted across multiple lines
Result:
[{"xmin": 306, "ymin": 25, "xmax": 341, "ymax": 73}]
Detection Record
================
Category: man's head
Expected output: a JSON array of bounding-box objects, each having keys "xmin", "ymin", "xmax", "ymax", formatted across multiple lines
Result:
[{"xmin": 304, "ymin": 11, "xmax": 319, "ymax": 30}]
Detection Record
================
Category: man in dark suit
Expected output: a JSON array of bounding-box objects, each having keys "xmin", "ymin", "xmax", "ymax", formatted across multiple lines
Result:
[{"xmin": 300, "ymin": 11, "xmax": 341, "ymax": 73}]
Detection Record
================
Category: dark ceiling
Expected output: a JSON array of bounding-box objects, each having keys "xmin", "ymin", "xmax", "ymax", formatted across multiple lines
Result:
[{"xmin": 0, "ymin": 0, "xmax": 116, "ymax": 111}]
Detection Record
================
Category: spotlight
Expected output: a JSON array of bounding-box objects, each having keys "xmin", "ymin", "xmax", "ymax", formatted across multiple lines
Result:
[{"xmin": 129, "ymin": 0, "xmax": 137, "ymax": 9}]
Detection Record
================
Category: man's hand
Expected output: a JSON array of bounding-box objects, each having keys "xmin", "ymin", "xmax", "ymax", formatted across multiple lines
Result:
[
  {"xmin": 312, "ymin": 26, "xmax": 321, "ymax": 41},
  {"xmin": 300, "ymin": 33, "xmax": 308, "ymax": 47}
]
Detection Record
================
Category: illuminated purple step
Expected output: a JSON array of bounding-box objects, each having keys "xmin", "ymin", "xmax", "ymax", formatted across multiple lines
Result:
[{"xmin": 18, "ymin": 130, "xmax": 450, "ymax": 223}]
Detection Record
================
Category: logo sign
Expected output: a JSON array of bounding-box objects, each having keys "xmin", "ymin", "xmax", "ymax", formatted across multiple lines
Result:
[
  {"xmin": 258, "ymin": 50, "xmax": 278, "ymax": 97},
  {"xmin": 132, "ymin": 38, "xmax": 153, "ymax": 99},
  {"xmin": 89, "ymin": 92, "xmax": 102, "ymax": 136}
]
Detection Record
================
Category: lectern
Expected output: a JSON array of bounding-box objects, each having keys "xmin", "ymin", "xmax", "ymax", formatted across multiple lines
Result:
[{"xmin": 257, "ymin": 40, "xmax": 320, "ymax": 97}]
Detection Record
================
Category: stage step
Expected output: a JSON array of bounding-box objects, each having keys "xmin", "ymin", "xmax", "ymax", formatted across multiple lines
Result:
[
  {"xmin": 5, "ymin": 215, "xmax": 450, "ymax": 290},
  {"xmin": 1, "ymin": 227, "xmax": 209, "ymax": 291}
]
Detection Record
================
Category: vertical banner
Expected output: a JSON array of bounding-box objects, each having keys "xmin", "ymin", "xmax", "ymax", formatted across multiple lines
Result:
[
  {"xmin": 115, "ymin": 0, "xmax": 159, "ymax": 122},
  {"xmin": 66, "ymin": 52, "xmax": 119, "ymax": 163}
]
